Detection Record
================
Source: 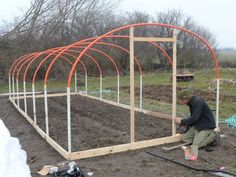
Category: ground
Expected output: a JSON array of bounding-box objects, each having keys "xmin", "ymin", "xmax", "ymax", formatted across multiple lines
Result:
[{"xmin": 1, "ymin": 93, "xmax": 236, "ymax": 177}]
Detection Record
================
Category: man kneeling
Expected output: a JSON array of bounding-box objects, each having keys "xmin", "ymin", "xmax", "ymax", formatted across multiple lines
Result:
[{"xmin": 175, "ymin": 90, "xmax": 217, "ymax": 160}]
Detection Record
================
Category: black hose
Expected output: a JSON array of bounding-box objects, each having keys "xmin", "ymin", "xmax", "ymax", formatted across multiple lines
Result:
[{"xmin": 146, "ymin": 151, "xmax": 236, "ymax": 176}]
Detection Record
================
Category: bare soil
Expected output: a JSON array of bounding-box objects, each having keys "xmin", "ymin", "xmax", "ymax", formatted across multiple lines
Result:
[
  {"xmin": 1, "ymin": 92, "xmax": 236, "ymax": 177},
  {"xmin": 121, "ymin": 85, "xmax": 236, "ymax": 102}
]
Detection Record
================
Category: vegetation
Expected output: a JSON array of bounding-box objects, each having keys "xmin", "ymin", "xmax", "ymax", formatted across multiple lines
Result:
[
  {"xmin": 1, "ymin": 68, "xmax": 235, "ymax": 119},
  {"xmin": 0, "ymin": 0, "xmax": 218, "ymax": 78},
  {"xmin": 0, "ymin": 0, "xmax": 235, "ymax": 121}
]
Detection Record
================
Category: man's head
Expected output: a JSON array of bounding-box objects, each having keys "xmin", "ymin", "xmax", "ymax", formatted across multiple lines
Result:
[{"xmin": 178, "ymin": 89, "xmax": 191, "ymax": 105}]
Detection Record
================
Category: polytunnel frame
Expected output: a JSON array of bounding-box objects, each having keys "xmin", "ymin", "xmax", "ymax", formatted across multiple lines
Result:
[
  {"xmin": 64, "ymin": 23, "xmax": 220, "ymax": 160},
  {"xmin": 17, "ymin": 49, "xmax": 94, "ymax": 128},
  {"xmin": 9, "ymin": 35, "xmax": 171, "ymax": 113},
  {"xmin": 8, "ymin": 23, "xmax": 220, "ymax": 160},
  {"xmin": 9, "ymin": 37, "xmax": 174, "ymax": 143}
]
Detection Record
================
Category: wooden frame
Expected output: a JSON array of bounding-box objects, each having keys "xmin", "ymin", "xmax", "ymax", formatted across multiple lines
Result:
[
  {"xmin": 9, "ymin": 27, "xmax": 181, "ymax": 160},
  {"xmin": 11, "ymin": 95, "xmax": 181, "ymax": 160}
]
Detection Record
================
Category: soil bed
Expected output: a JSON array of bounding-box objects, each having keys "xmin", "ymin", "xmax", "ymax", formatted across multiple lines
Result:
[
  {"xmin": 24, "ymin": 95, "xmax": 172, "ymax": 151},
  {"xmin": 1, "ymin": 95, "xmax": 236, "ymax": 177}
]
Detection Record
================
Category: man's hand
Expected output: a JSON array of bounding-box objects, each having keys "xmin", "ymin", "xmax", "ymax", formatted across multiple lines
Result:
[{"xmin": 174, "ymin": 117, "xmax": 182, "ymax": 124}]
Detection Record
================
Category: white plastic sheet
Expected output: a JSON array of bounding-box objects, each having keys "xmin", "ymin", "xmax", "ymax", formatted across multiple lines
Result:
[{"xmin": 0, "ymin": 119, "xmax": 31, "ymax": 177}]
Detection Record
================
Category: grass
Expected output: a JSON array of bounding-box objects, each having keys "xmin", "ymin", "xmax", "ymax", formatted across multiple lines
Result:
[
  {"xmin": 218, "ymin": 50, "xmax": 236, "ymax": 62},
  {"xmin": 1, "ymin": 68, "xmax": 236, "ymax": 119}
]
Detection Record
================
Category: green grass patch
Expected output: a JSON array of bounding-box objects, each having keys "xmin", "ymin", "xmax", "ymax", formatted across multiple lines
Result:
[{"xmin": 1, "ymin": 69, "xmax": 235, "ymax": 119}]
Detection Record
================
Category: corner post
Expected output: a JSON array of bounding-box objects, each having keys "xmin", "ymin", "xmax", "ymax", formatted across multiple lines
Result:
[
  {"xmin": 172, "ymin": 29, "xmax": 178, "ymax": 136},
  {"xmin": 129, "ymin": 27, "xmax": 135, "ymax": 142},
  {"xmin": 67, "ymin": 87, "xmax": 72, "ymax": 152},
  {"xmin": 216, "ymin": 79, "xmax": 220, "ymax": 129}
]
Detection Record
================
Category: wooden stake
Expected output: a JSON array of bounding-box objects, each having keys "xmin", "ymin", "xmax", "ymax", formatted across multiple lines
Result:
[
  {"xmin": 133, "ymin": 37, "xmax": 175, "ymax": 42},
  {"xmin": 130, "ymin": 27, "xmax": 135, "ymax": 143},
  {"xmin": 172, "ymin": 29, "xmax": 177, "ymax": 136},
  {"xmin": 67, "ymin": 87, "xmax": 72, "ymax": 153}
]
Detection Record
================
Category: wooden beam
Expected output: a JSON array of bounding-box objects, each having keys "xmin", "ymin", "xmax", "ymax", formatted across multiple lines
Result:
[
  {"xmin": 172, "ymin": 29, "xmax": 177, "ymax": 135},
  {"xmin": 17, "ymin": 92, "xmax": 77, "ymax": 99},
  {"xmin": 11, "ymin": 101, "xmax": 69, "ymax": 159},
  {"xmin": 133, "ymin": 37, "xmax": 175, "ymax": 42},
  {"xmin": 17, "ymin": 91, "xmax": 172, "ymax": 120},
  {"xmin": 129, "ymin": 27, "xmax": 135, "ymax": 143},
  {"xmin": 76, "ymin": 92, "xmax": 172, "ymax": 120},
  {"xmin": 68, "ymin": 134, "xmax": 181, "ymax": 160}
]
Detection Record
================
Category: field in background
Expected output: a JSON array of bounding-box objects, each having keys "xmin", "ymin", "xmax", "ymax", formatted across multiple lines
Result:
[
  {"xmin": 1, "ymin": 68, "xmax": 235, "ymax": 120},
  {"xmin": 218, "ymin": 50, "xmax": 236, "ymax": 62}
]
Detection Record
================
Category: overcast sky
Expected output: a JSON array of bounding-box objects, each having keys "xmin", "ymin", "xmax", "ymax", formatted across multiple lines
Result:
[{"xmin": 0, "ymin": 0, "xmax": 235, "ymax": 48}]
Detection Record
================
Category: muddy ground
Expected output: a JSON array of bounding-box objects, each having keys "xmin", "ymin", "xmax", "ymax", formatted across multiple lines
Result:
[{"xmin": 1, "ymin": 93, "xmax": 236, "ymax": 177}]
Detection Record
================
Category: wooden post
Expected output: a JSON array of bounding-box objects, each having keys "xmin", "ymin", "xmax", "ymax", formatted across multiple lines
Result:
[
  {"xmin": 100, "ymin": 74, "xmax": 102, "ymax": 100},
  {"xmin": 216, "ymin": 79, "xmax": 220, "ymax": 129},
  {"xmin": 85, "ymin": 73, "xmax": 88, "ymax": 94},
  {"xmin": 67, "ymin": 87, "xmax": 72, "ymax": 152},
  {"xmin": 140, "ymin": 75, "xmax": 143, "ymax": 110},
  {"xmin": 117, "ymin": 74, "xmax": 120, "ymax": 103},
  {"xmin": 75, "ymin": 71, "xmax": 78, "ymax": 94},
  {"xmin": 172, "ymin": 29, "xmax": 177, "ymax": 136},
  {"xmin": 129, "ymin": 27, "xmax": 135, "ymax": 143},
  {"xmin": 44, "ymin": 84, "xmax": 49, "ymax": 136}
]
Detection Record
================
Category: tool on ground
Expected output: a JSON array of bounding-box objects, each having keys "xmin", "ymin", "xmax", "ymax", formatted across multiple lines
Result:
[{"xmin": 162, "ymin": 142, "xmax": 191, "ymax": 152}]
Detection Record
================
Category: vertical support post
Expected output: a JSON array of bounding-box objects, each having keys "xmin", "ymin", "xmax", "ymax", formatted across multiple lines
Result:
[
  {"xmin": 9, "ymin": 75, "xmax": 11, "ymax": 100},
  {"xmin": 216, "ymin": 79, "xmax": 220, "ymax": 129},
  {"xmin": 12, "ymin": 76, "xmax": 15, "ymax": 101},
  {"xmin": 16, "ymin": 79, "xmax": 20, "ymax": 106},
  {"xmin": 85, "ymin": 73, "xmax": 88, "ymax": 94},
  {"xmin": 129, "ymin": 27, "xmax": 135, "ymax": 143},
  {"xmin": 100, "ymin": 75, "xmax": 102, "ymax": 99},
  {"xmin": 23, "ymin": 81, "xmax": 27, "ymax": 114},
  {"xmin": 172, "ymin": 29, "xmax": 177, "ymax": 136},
  {"xmin": 117, "ymin": 74, "xmax": 120, "ymax": 103},
  {"xmin": 67, "ymin": 87, "xmax": 72, "ymax": 152},
  {"xmin": 140, "ymin": 75, "xmax": 143, "ymax": 110},
  {"xmin": 44, "ymin": 84, "xmax": 49, "ymax": 136},
  {"xmin": 32, "ymin": 84, "xmax": 37, "ymax": 124},
  {"xmin": 75, "ymin": 71, "xmax": 78, "ymax": 94}
]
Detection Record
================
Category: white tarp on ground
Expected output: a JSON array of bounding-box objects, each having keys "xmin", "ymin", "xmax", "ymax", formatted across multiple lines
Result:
[{"xmin": 0, "ymin": 119, "xmax": 31, "ymax": 177}]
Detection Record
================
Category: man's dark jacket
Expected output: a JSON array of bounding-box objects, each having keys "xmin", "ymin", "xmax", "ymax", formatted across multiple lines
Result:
[{"xmin": 180, "ymin": 96, "xmax": 216, "ymax": 131}]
